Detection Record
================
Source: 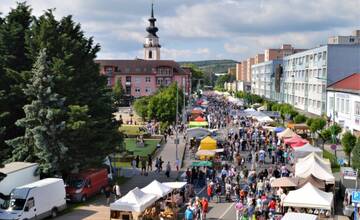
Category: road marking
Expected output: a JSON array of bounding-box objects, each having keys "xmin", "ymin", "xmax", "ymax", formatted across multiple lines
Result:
[
  {"xmin": 196, "ymin": 186, "xmax": 206, "ymax": 195},
  {"xmin": 219, "ymin": 203, "xmax": 234, "ymax": 219}
]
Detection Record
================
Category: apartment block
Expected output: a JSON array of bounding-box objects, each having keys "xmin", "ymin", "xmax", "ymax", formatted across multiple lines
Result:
[
  {"xmin": 264, "ymin": 44, "xmax": 306, "ymax": 62},
  {"xmin": 328, "ymin": 30, "xmax": 360, "ymax": 45},
  {"xmin": 246, "ymin": 58, "xmax": 255, "ymax": 82}
]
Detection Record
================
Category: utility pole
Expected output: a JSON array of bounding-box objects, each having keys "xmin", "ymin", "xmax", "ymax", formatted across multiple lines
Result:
[{"xmin": 175, "ymin": 83, "xmax": 179, "ymax": 161}]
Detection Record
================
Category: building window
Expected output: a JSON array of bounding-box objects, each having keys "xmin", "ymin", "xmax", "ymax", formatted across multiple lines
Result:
[
  {"xmin": 135, "ymin": 67, "xmax": 141, "ymax": 73},
  {"xmin": 156, "ymin": 78, "xmax": 163, "ymax": 85},
  {"xmin": 145, "ymin": 77, "xmax": 151, "ymax": 82},
  {"xmin": 322, "ymin": 51, "xmax": 326, "ymax": 60},
  {"xmin": 145, "ymin": 87, "xmax": 151, "ymax": 93},
  {"xmin": 107, "ymin": 77, "xmax": 111, "ymax": 86},
  {"xmin": 336, "ymin": 98, "xmax": 339, "ymax": 111},
  {"xmin": 355, "ymin": 102, "xmax": 360, "ymax": 115},
  {"xmin": 135, "ymin": 88, "xmax": 141, "ymax": 93},
  {"xmin": 345, "ymin": 99, "xmax": 350, "ymax": 114},
  {"xmin": 126, "ymin": 76, "xmax": 131, "ymax": 82},
  {"xmin": 322, "ymin": 68, "xmax": 326, "ymax": 77},
  {"xmin": 317, "ymin": 101, "xmax": 320, "ymax": 109},
  {"xmin": 329, "ymin": 97, "xmax": 334, "ymax": 110},
  {"xmin": 149, "ymin": 51, "xmax": 152, "ymax": 59},
  {"xmin": 125, "ymin": 67, "xmax": 130, "ymax": 73},
  {"xmin": 135, "ymin": 77, "xmax": 141, "ymax": 84},
  {"xmin": 341, "ymin": 98, "xmax": 345, "ymax": 113}
]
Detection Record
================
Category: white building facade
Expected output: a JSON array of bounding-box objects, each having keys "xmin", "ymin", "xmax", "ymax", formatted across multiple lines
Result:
[
  {"xmin": 327, "ymin": 90, "xmax": 360, "ymax": 135},
  {"xmin": 251, "ymin": 60, "xmax": 283, "ymax": 102},
  {"xmin": 281, "ymin": 44, "xmax": 360, "ymax": 116}
]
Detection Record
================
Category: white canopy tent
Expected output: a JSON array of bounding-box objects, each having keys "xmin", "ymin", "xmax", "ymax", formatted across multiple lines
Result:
[
  {"xmin": 110, "ymin": 187, "xmax": 158, "ymax": 212},
  {"xmin": 282, "ymin": 212, "xmax": 318, "ymax": 220},
  {"xmin": 186, "ymin": 127, "xmax": 211, "ymax": 139},
  {"xmin": 141, "ymin": 180, "xmax": 172, "ymax": 199},
  {"xmin": 293, "ymin": 143, "xmax": 323, "ymax": 159},
  {"xmin": 295, "ymin": 153, "xmax": 334, "ymax": 183},
  {"xmin": 162, "ymin": 182, "xmax": 187, "ymax": 189},
  {"xmin": 283, "ymin": 183, "xmax": 333, "ymax": 210},
  {"xmin": 277, "ymin": 128, "xmax": 297, "ymax": 139}
]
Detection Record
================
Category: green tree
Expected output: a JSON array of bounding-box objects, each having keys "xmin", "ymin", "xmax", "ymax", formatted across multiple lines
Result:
[
  {"xmin": 0, "ymin": 2, "xmax": 33, "ymax": 166},
  {"xmin": 147, "ymin": 83, "xmax": 183, "ymax": 124},
  {"xmin": 294, "ymin": 114, "xmax": 307, "ymax": 123},
  {"xmin": 112, "ymin": 79, "xmax": 124, "ymax": 108},
  {"xmin": 133, "ymin": 97, "xmax": 150, "ymax": 121},
  {"xmin": 215, "ymin": 74, "xmax": 234, "ymax": 90},
  {"xmin": 26, "ymin": 10, "xmax": 122, "ymax": 173},
  {"xmin": 352, "ymin": 138, "xmax": 360, "ymax": 169},
  {"xmin": 341, "ymin": 131, "xmax": 357, "ymax": 166},
  {"xmin": 306, "ymin": 117, "xmax": 327, "ymax": 147},
  {"xmin": 6, "ymin": 49, "xmax": 67, "ymax": 175}
]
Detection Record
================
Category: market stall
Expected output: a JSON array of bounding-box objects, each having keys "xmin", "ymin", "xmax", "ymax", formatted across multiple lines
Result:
[
  {"xmin": 191, "ymin": 161, "xmax": 212, "ymax": 167},
  {"xmin": 198, "ymin": 136, "xmax": 217, "ymax": 150},
  {"xmin": 284, "ymin": 135, "xmax": 308, "ymax": 147},
  {"xmin": 195, "ymin": 150, "xmax": 216, "ymax": 160},
  {"xmin": 141, "ymin": 180, "xmax": 172, "ymax": 199},
  {"xmin": 277, "ymin": 128, "xmax": 297, "ymax": 139},
  {"xmin": 282, "ymin": 212, "xmax": 318, "ymax": 220},
  {"xmin": 162, "ymin": 182, "xmax": 187, "ymax": 189},
  {"xmin": 186, "ymin": 127, "xmax": 211, "ymax": 139},
  {"xmin": 188, "ymin": 121, "xmax": 208, "ymax": 128},
  {"xmin": 298, "ymin": 175, "xmax": 326, "ymax": 190},
  {"xmin": 293, "ymin": 143, "xmax": 323, "ymax": 159},
  {"xmin": 295, "ymin": 153, "xmax": 335, "ymax": 184},
  {"xmin": 271, "ymin": 177, "xmax": 299, "ymax": 188},
  {"xmin": 110, "ymin": 187, "xmax": 158, "ymax": 220},
  {"xmin": 194, "ymin": 116, "xmax": 205, "ymax": 122},
  {"xmin": 274, "ymin": 127, "xmax": 285, "ymax": 133},
  {"xmin": 283, "ymin": 183, "xmax": 333, "ymax": 210}
]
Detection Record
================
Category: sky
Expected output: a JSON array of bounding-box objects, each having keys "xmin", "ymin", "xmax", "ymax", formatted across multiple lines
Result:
[{"xmin": 0, "ymin": 0, "xmax": 359, "ymax": 61}]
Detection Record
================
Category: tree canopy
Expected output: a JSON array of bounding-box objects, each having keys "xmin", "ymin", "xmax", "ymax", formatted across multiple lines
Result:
[
  {"xmin": 1, "ymin": 3, "xmax": 122, "ymax": 175},
  {"xmin": 342, "ymin": 131, "xmax": 357, "ymax": 166}
]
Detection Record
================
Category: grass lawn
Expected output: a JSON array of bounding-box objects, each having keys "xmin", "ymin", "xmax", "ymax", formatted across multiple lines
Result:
[
  {"xmin": 124, "ymin": 138, "xmax": 160, "ymax": 157},
  {"xmin": 119, "ymin": 125, "xmax": 146, "ymax": 135}
]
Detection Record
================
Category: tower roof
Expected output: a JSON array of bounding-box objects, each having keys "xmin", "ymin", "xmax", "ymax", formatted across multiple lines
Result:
[{"xmin": 146, "ymin": 3, "xmax": 159, "ymax": 38}]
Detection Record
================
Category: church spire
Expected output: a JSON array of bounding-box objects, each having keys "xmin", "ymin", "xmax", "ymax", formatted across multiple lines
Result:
[
  {"xmin": 146, "ymin": 3, "xmax": 158, "ymax": 37},
  {"xmin": 144, "ymin": 3, "xmax": 160, "ymax": 60}
]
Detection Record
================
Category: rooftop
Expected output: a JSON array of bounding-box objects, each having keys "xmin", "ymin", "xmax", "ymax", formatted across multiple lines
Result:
[
  {"xmin": 327, "ymin": 73, "xmax": 360, "ymax": 94},
  {"xmin": 0, "ymin": 162, "xmax": 37, "ymax": 175}
]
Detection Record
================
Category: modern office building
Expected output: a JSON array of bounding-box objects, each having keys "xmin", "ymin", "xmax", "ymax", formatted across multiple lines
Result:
[
  {"xmin": 96, "ymin": 4, "xmax": 191, "ymax": 98},
  {"xmin": 327, "ymin": 73, "xmax": 360, "ymax": 136},
  {"xmin": 282, "ymin": 44, "xmax": 360, "ymax": 116}
]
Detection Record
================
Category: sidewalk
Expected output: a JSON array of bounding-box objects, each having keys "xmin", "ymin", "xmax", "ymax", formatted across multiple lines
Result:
[{"xmin": 54, "ymin": 134, "xmax": 187, "ymax": 220}]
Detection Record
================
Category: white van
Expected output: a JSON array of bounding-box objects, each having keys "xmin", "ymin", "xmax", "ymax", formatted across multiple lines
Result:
[
  {"xmin": 0, "ymin": 178, "xmax": 66, "ymax": 220},
  {"xmin": 0, "ymin": 162, "xmax": 39, "ymax": 205}
]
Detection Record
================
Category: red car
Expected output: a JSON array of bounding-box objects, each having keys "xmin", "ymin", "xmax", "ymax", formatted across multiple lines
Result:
[{"xmin": 65, "ymin": 168, "xmax": 109, "ymax": 202}]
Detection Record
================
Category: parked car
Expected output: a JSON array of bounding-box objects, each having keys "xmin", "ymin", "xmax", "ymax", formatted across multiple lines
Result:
[
  {"xmin": 65, "ymin": 168, "xmax": 109, "ymax": 202},
  {"xmin": 0, "ymin": 178, "xmax": 66, "ymax": 220},
  {"xmin": 0, "ymin": 162, "xmax": 39, "ymax": 206}
]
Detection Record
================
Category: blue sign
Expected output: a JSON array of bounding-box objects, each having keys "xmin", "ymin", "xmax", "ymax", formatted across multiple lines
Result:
[{"xmin": 352, "ymin": 191, "xmax": 360, "ymax": 203}]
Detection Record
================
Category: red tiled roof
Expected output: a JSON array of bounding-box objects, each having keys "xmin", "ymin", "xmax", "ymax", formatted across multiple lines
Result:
[
  {"xmin": 95, "ymin": 59, "xmax": 189, "ymax": 75},
  {"xmin": 327, "ymin": 73, "xmax": 360, "ymax": 92}
]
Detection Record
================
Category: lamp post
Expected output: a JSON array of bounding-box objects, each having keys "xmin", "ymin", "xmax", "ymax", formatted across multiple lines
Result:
[{"xmin": 175, "ymin": 82, "xmax": 179, "ymax": 161}]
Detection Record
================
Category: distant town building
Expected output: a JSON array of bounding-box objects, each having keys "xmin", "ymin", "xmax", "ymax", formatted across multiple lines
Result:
[
  {"xmin": 328, "ymin": 30, "xmax": 360, "ymax": 45},
  {"xmin": 327, "ymin": 73, "xmax": 360, "ymax": 136},
  {"xmin": 252, "ymin": 59, "xmax": 283, "ymax": 101},
  {"xmin": 254, "ymin": 54, "xmax": 264, "ymax": 64},
  {"xmin": 227, "ymin": 67, "xmax": 236, "ymax": 76},
  {"xmin": 264, "ymin": 44, "xmax": 306, "ymax": 61},
  {"xmin": 96, "ymin": 4, "xmax": 191, "ymax": 98},
  {"xmin": 246, "ymin": 57, "xmax": 255, "ymax": 82}
]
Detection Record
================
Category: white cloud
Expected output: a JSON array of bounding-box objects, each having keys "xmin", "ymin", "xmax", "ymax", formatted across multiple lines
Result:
[{"xmin": 161, "ymin": 47, "xmax": 211, "ymax": 60}]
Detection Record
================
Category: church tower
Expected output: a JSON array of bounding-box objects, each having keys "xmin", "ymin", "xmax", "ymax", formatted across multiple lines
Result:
[{"xmin": 144, "ymin": 3, "xmax": 161, "ymax": 60}]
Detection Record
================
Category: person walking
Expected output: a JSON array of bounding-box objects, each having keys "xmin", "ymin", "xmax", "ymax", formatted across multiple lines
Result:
[
  {"xmin": 135, "ymin": 155, "xmax": 140, "ymax": 168},
  {"xmin": 147, "ymin": 154, "xmax": 152, "ymax": 172},
  {"xmin": 201, "ymin": 197, "xmax": 208, "ymax": 220},
  {"xmin": 235, "ymin": 200, "xmax": 244, "ymax": 220},
  {"xmin": 215, "ymin": 183, "xmax": 222, "ymax": 203},
  {"xmin": 104, "ymin": 185, "xmax": 112, "ymax": 205},
  {"xmin": 185, "ymin": 205, "xmax": 193, "ymax": 220},
  {"xmin": 206, "ymin": 183, "xmax": 213, "ymax": 202},
  {"xmin": 165, "ymin": 161, "xmax": 171, "ymax": 178},
  {"xmin": 113, "ymin": 182, "xmax": 121, "ymax": 200},
  {"xmin": 131, "ymin": 158, "xmax": 137, "ymax": 176},
  {"xmin": 141, "ymin": 159, "xmax": 147, "ymax": 175}
]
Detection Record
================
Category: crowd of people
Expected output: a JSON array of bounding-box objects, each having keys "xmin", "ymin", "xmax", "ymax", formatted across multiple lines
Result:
[{"xmin": 183, "ymin": 95, "xmax": 311, "ymax": 220}]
